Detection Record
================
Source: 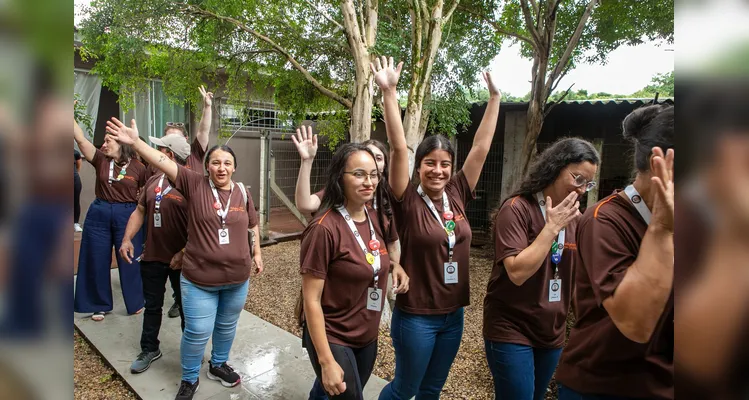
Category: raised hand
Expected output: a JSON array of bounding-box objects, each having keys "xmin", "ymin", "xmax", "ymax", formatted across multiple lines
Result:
[
  {"xmin": 650, "ymin": 147, "xmax": 674, "ymax": 232},
  {"xmin": 291, "ymin": 125, "xmax": 318, "ymax": 161},
  {"xmin": 370, "ymin": 56, "xmax": 403, "ymax": 93},
  {"xmin": 482, "ymin": 71, "xmax": 501, "ymax": 98},
  {"xmin": 199, "ymin": 85, "xmax": 213, "ymax": 108},
  {"xmin": 545, "ymin": 191, "xmax": 581, "ymax": 234},
  {"xmin": 105, "ymin": 117, "xmax": 139, "ymax": 145}
]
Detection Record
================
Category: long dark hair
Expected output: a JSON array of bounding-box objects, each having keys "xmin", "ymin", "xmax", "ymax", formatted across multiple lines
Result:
[
  {"xmin": 319, "ymin": 142, "xmax": 393, "ymax": 225},
  {"xmin": 412, "ymin": 135, "xmax": 455, "ymax": 184},
  {"xmin": 362, "ymin": 139, "xmax": 390, "ymax": 180},
  {"xmin": 490, "ymin": 137, "xmax": 600, "ymax": 233},
  {"xmin": 622, "ymin": 104, "xmax": 674, "ymax": 174}
]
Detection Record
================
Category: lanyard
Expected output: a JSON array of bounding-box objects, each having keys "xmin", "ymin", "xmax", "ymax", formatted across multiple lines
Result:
[
  {"xmin": 108, "ymin": 159, "xmax": 130, "ymax": 184},
  {"xmin": 154, "ymin": 174, "xmax": 173, "ymax": 212},
  {"xmin": 624, "ymin": 185, "xmax": 651, "ymax": 225},
  {"xmin": 337, "ymin": 206, "xmax": 382, "ymax": 286},
  {"xmin": 209, "ymin": 180, "xmax": 235, "ymax": 228},
  {"xmin": 417, "ymin": 186, "xmax": 456, "ymax": 262},
  {"xmin": 536, "ymin": 192, "xmax": 565, "ymax": 277}
]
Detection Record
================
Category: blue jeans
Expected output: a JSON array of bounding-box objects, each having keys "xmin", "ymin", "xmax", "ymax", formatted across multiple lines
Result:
[
  {"xmin": 379, "ymin": 307, "xmax": 464, "ymax": 400},
  {"xmin": 484, "ymin": 340, "xmax": 563, "ymax": 400},
  {"xmin": 557, "ymin": 384, "xmax": 639, "ymax": 400},
  {"xmin": 180, "ymin": 275, "xmax": 249, "ymax": 384}
]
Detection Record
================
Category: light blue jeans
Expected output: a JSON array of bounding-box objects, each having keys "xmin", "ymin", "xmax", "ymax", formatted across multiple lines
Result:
[{"xmin": 180, "ymin": 275, "xmax": 249, "ymax": 383}]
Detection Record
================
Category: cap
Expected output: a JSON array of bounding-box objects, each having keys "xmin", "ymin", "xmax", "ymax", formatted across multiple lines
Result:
[{"xmin": 149, "ymin": 135, "xmax": 190, "ymax": 161}]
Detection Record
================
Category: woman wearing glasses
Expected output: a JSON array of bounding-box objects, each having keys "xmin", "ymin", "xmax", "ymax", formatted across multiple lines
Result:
[
  {"xmin": 483, "ymin": 138, "xmax": 599, "ymax": 400},
  {"xmin": 300, "ymin": 143, "xmax": 408, "ymax": 399}
]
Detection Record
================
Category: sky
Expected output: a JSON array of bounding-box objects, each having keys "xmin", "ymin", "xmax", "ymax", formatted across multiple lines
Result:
[{"xmin": 75, "ymin": 0, "xmax": 674, "ymax": 98}]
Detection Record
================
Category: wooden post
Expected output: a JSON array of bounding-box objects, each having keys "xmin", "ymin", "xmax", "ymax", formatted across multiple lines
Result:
[
  {"xmin": 259, "ymin": 131, "xmax": 270, "ymax": 240},
  {"xmin": 587, "ymin": 138, "xmax": 604, "ymax": 205},
  {"xmin": 270, "ymin": 156, "xmax": 308, "ymax": 225}
]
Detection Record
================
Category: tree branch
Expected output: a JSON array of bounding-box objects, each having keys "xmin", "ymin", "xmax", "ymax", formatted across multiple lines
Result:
[
  {"xmin": 544, "ymin": 0, "xmax": 598, "ymax": 93},
  {"xmin": 357, "ymin": 0, "xmax": 366, "ymax": 43},
  {"xmin": 183, "ymin": 4, "xmax": 352, "ymax": 109},
  {"xmin": 443, "ymin": 0, "xmax": 460, "ymax": 22},
  {"xmin": 458, "ymin": 5, "xmax": 538, "ymax": 51},
  {"xmin": 303, "ymin": 0, "xmax": 344, "ymax": 31},
  {"xmin": 364, "ymin": 0, "xmax": 378, "ymax": 48},
  {"xmin": 519, "ymin": 0, "xmax": 542, "ymax": 45},
  {"xmin": 545, "ymin": 83, "xmax": 574, "ymax": 117}
]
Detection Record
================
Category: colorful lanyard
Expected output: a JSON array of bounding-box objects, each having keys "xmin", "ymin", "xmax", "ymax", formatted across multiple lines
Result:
[
  {"xmin": 624, "ymin": 185, "xmax": 651, "ymax": 225},
  {"xmin": 417, "ymin": 186, "xmax": 456, "ymax": 262},
  {"xmin": 337, "ymin": 206, "xmax": 382, "ymax": 285},
  {"xmin": 536, "ymin": 192, "xmax": 565, "ymax": 278},
  {"xmin": 154, "ymin": 174, "xmax": 173, "ymax": 212},
  {"xmin": 209, "ymin": 180, "xmax": 235, "ymax": 228},
  {"xmin": 108, "ymin": 159, "xmax": 130, "ymax": 184}
]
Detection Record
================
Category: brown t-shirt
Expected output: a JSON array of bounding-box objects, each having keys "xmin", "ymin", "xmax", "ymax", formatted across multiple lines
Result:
[
  {"xmin": 555, "ymin": 192, "xmax": 673, "ymax": 399},
  {"xmin": 300, "ymin": 206, "xmax": 393, "ymax": 348},
  {"xmin": 138, "ymin": 174, "xmax": 189, "ymax": 264},
  {"xmin": 145, "ymin": 138, "xmax": 206, "ymax": 181},
  {"xmin": 310, "ymin": 188, "xmax": 399, "ymax": 244},
  {"xmin": 393, "ymin": 171, "xmax": 475, "ymax": 314},
  {"xmin": 91, "ymin": 149, "xmax": 146, "ymax": 203},
  {"xmin": 174, "ymin": 165, "xmax": 258, "ymax": 286},
  {"xmin": 483, "ymin": 195, "xmax": 577, "ymax": 348}
]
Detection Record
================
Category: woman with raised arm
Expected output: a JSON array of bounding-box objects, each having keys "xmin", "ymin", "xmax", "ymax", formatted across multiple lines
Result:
[
  {"xmin": 372, "ymin": 56, "xmax": 501, "ymax": 399},
  {"xmin": 300, "ymin": 143, "xmax": 409, "ymax": 400},
  {"xmin": 73, "ymin": 117, "xmax": 146, "ymax": 322},
  {"xmin": 484, "ymin": 138, "xmax": 599, "ymax": 400},
  {"xmin": 106, "ymin": 117, "xmax": 263, "ymax": 400},
  {"xmin": 555, "ymin": 105, "xmax": 674, "ymax": 400}
]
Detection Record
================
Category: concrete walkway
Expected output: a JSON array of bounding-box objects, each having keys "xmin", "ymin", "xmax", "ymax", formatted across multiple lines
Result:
[{"xmin": 74, "ymin": 269, "xmax": 387, "ymax": 400}]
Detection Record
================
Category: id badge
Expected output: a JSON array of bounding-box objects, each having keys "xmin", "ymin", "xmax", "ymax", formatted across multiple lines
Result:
[
  {"xmin": 444, "ymin": 262, "xmax": 458, "ymax": 285},
  {"xmin": 218, "ymin": 228, "xmax": 230, "ymax": 245},
  {"xmin": 153, "ymin": 213, "xmax": 162, "ymax": 228},
  {"xmin": 549, "ymin": 279, "xmax": 562, "ymax": 302},
  {"xmin": 367, "ymin": 287, "xmax": 382, "ymax": 311}
]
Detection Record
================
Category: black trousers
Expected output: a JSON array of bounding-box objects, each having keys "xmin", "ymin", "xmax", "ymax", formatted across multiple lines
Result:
[
  {"xmin": 140, "ymin": 261, "xmax": 184, "ymax": 353},
  {"xmin": 74, "ymin": 174, "xmax": 82, "ymax": 223},
  {"xmin": 302, "ymin": 324, "xmax": 378, "ymax": 400}
]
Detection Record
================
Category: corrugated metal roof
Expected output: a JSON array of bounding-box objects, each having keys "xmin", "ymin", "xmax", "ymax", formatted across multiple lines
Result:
[{"xmin": 557, "ymin": 97, "xmax": 674, "ymax": 105}]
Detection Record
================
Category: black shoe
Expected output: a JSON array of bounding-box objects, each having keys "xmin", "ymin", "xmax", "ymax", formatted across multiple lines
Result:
[
  {"xmin": 168, "ymin": 302, "xmax": 180, "ymax": 318},
  {"xmin": 175, "ymin": 379, "xmax": 199, "ymax": 400},
  {"xmin": 207, "ymin": 362, "xmax": 241, "ymax": 387}
]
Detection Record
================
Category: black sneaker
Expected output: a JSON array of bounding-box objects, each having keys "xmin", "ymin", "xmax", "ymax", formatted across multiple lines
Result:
[
  {"xmin": 207, "ymin": 362, "xmax": 241, "ymax": 387},
  {"xmin": 175, "ymin": 379, "xmax": 199, "ymax": 400},
  {"xmin": 168, "ymin": 302, "xmax": 180, "ymax": 318}
]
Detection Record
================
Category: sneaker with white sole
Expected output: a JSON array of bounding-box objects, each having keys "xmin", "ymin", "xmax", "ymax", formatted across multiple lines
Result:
[
  {"xmin": 207, "ymin": 362, "xmax": 241, "ymax": 387},
  {"xmin": 174, "ymin": 379, "xmax": 199, "ymax": 400},
  {"xmin": 130, "ymin": 349, "xmax": 162, "ymax": 374}
]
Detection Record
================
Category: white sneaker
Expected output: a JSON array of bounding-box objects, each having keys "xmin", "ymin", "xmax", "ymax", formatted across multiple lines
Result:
[{"xmin": 74, "ymin": 223, "xmax": 83, "ymax": 232}]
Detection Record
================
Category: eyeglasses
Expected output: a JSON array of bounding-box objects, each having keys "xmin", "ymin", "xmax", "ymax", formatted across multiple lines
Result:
[
  {"xmin": 344, "ymin": 171, "xmax": 380, "ymax": 182},
  {"xmin": 166, "ymin": 122, "xmax": 185, "ymax": 128},
  {"xmin": 570, "ymin": 172, "xmax": 596, "ymax": 192}
]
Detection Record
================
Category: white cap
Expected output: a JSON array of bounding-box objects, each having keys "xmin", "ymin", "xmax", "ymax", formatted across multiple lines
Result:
[{"xmin": 149, "ymin": 135, "xmax": 190, "ymax": 161}]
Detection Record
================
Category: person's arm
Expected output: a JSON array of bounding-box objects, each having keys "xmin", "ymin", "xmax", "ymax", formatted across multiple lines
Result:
[
  {"xmin": 302, "ymin": 275, "xmax": 347, "ymax": 396},
  {"xmin": 602, "ymin": 148, "xmax": 674, "ymax": 343},
  {"xmin": 387, "ymin": 240, "xmax": 409, "ymax": 294},
  {"xmin": 251, "ymin": 225, "xmax": 263, "ymax": 274},
  {"xmin": 196, "ymin": 85, "xmax": 212, "ymax": 151},
  {"xmin": 74, "ymin": 118, "xmax": 96, "ymax": 162},
  {"xmin": 504, "ymin": 192, "xmax": 580, "ymax": 286},
  {"xmin": 106, "ymin": 117, "xmax": 178, "ymax": 182},
  {"xmin": 371, "ymin": 56, "xmax": 409, "ymax": 200},
  {"xmin": 292, "ymin": 126, "xmax": 322, "ymax": 213},
  {"xmin": 461, "ymin": 72, "xmax": 501, "ymax": 191},
  {"xmin": 75, "ymin": 159, "xmax": 82, "ymax": 172},
  {"xmin": 119, "ymin": 205, "xmax": 145, "ymax": 264}
]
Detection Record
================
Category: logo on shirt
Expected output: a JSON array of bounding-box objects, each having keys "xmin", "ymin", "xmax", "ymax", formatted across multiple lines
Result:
[
  {"xmin": 164, "ymin": 194, "xmax": 183, "ymax": 202},
  {"xmin": 229, "ymin": 206, "xmax": 246, "ymax": 212}
]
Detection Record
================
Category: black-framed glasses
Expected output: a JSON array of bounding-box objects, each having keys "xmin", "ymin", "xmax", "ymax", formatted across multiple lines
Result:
[
  {"xmin": 570, "ymin": 172, "xmax": 596, "ymax": 192},
  {"xmin": 344, "ymin": 171, "xmax": 380, "ymax": 182}
]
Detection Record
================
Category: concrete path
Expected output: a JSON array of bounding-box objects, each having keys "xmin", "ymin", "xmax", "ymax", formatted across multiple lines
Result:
[{"xmin": 74, "ymin": 269, "xmax": 387, "ymax": 400}]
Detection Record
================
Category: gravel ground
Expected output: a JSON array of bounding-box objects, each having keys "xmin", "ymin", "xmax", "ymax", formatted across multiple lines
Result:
[
  {"xmin": 247, "ymin": 241, "xmax": 567, "ymax": 400},
  {"xmin": 74, "ymin": 328, "xmax": 138, "ymax": 400}
]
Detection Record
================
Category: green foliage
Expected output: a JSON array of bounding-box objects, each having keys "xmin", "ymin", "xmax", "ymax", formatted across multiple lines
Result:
[
  {"xmin": 546, "ymin": 71, "xmax": 674, "ymax": 101},
  {"xmin": 74, "ymin": 93, "xmax": 94, "ymax": 137}
]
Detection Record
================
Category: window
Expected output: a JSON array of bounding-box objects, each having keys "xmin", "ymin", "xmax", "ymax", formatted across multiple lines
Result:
[{"xmin": 121, "ymin": 80, "xmax": 188, "ymax": 140}]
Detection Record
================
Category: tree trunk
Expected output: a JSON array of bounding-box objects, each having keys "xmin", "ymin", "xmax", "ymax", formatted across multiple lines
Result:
[
  {"xmin": 520, "ymin": 98, "xmax": 544, "ymax": 176},
  {"xmin": 349, "ymin": 69, "xmax": 373, "ymax": 143}
]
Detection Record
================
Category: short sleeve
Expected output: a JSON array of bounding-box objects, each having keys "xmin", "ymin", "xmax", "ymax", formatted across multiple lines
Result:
[
  {"xmin": 191, "ymin": 138, "xmax": 207, "ymax": 162},
  {"xmin": 247, "ymin": 191, "xmax": 258, "ymax": 229},
  {"xmin": 174, "ymin": 164, "xmax": 204, "ymax": 201},
  {"xmin": 300, "ymin": 223, "xmax": 335, "ymax": 280},
  {"xmin": 494, "ymin": 197, "xmax": 531, "ymax": 262},
  {"xmin": 313, "ymin": 189, "xmax": 325, "ymax": 201},
  {"xmin": 138, "ymin": 187, "xmax": 147, "ymax": 208},
  {"xmin": 577, "ymin": 215, "xmax": 636, "ymax": 306},
  {"xmin": 386, "ymin": 216, "xmax": 399, "ymax": 244},
  {"xmin": 447, "ymin": 170, "xmax": 476, "ymax": 206},
  {"xmin": 91, "ymin": 148, "xmax": 105, "ymax": 168}
]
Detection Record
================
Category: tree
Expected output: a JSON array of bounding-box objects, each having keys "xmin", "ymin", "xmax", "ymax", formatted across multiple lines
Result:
[
  {"xmin": 630, "ymin": 71, "xmax": 674, "ymax": 98},
  {"xmin": 78, "ymin": 0, "xmax": 495, "ymax": 148},
  {"xmin": 466, "ymin": 0, "xmax": 673, "ymax": 183}
]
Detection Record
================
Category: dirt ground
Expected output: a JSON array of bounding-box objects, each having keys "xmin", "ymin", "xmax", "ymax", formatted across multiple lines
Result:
[{"xmin": 73, "ymin": 240, "xmax": 567, "ymax": 399}]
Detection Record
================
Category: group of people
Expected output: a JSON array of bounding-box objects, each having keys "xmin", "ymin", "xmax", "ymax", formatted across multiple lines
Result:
[{"xmin": 72, "ymin": 55, "xmax": 674, "ymax": 400}]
